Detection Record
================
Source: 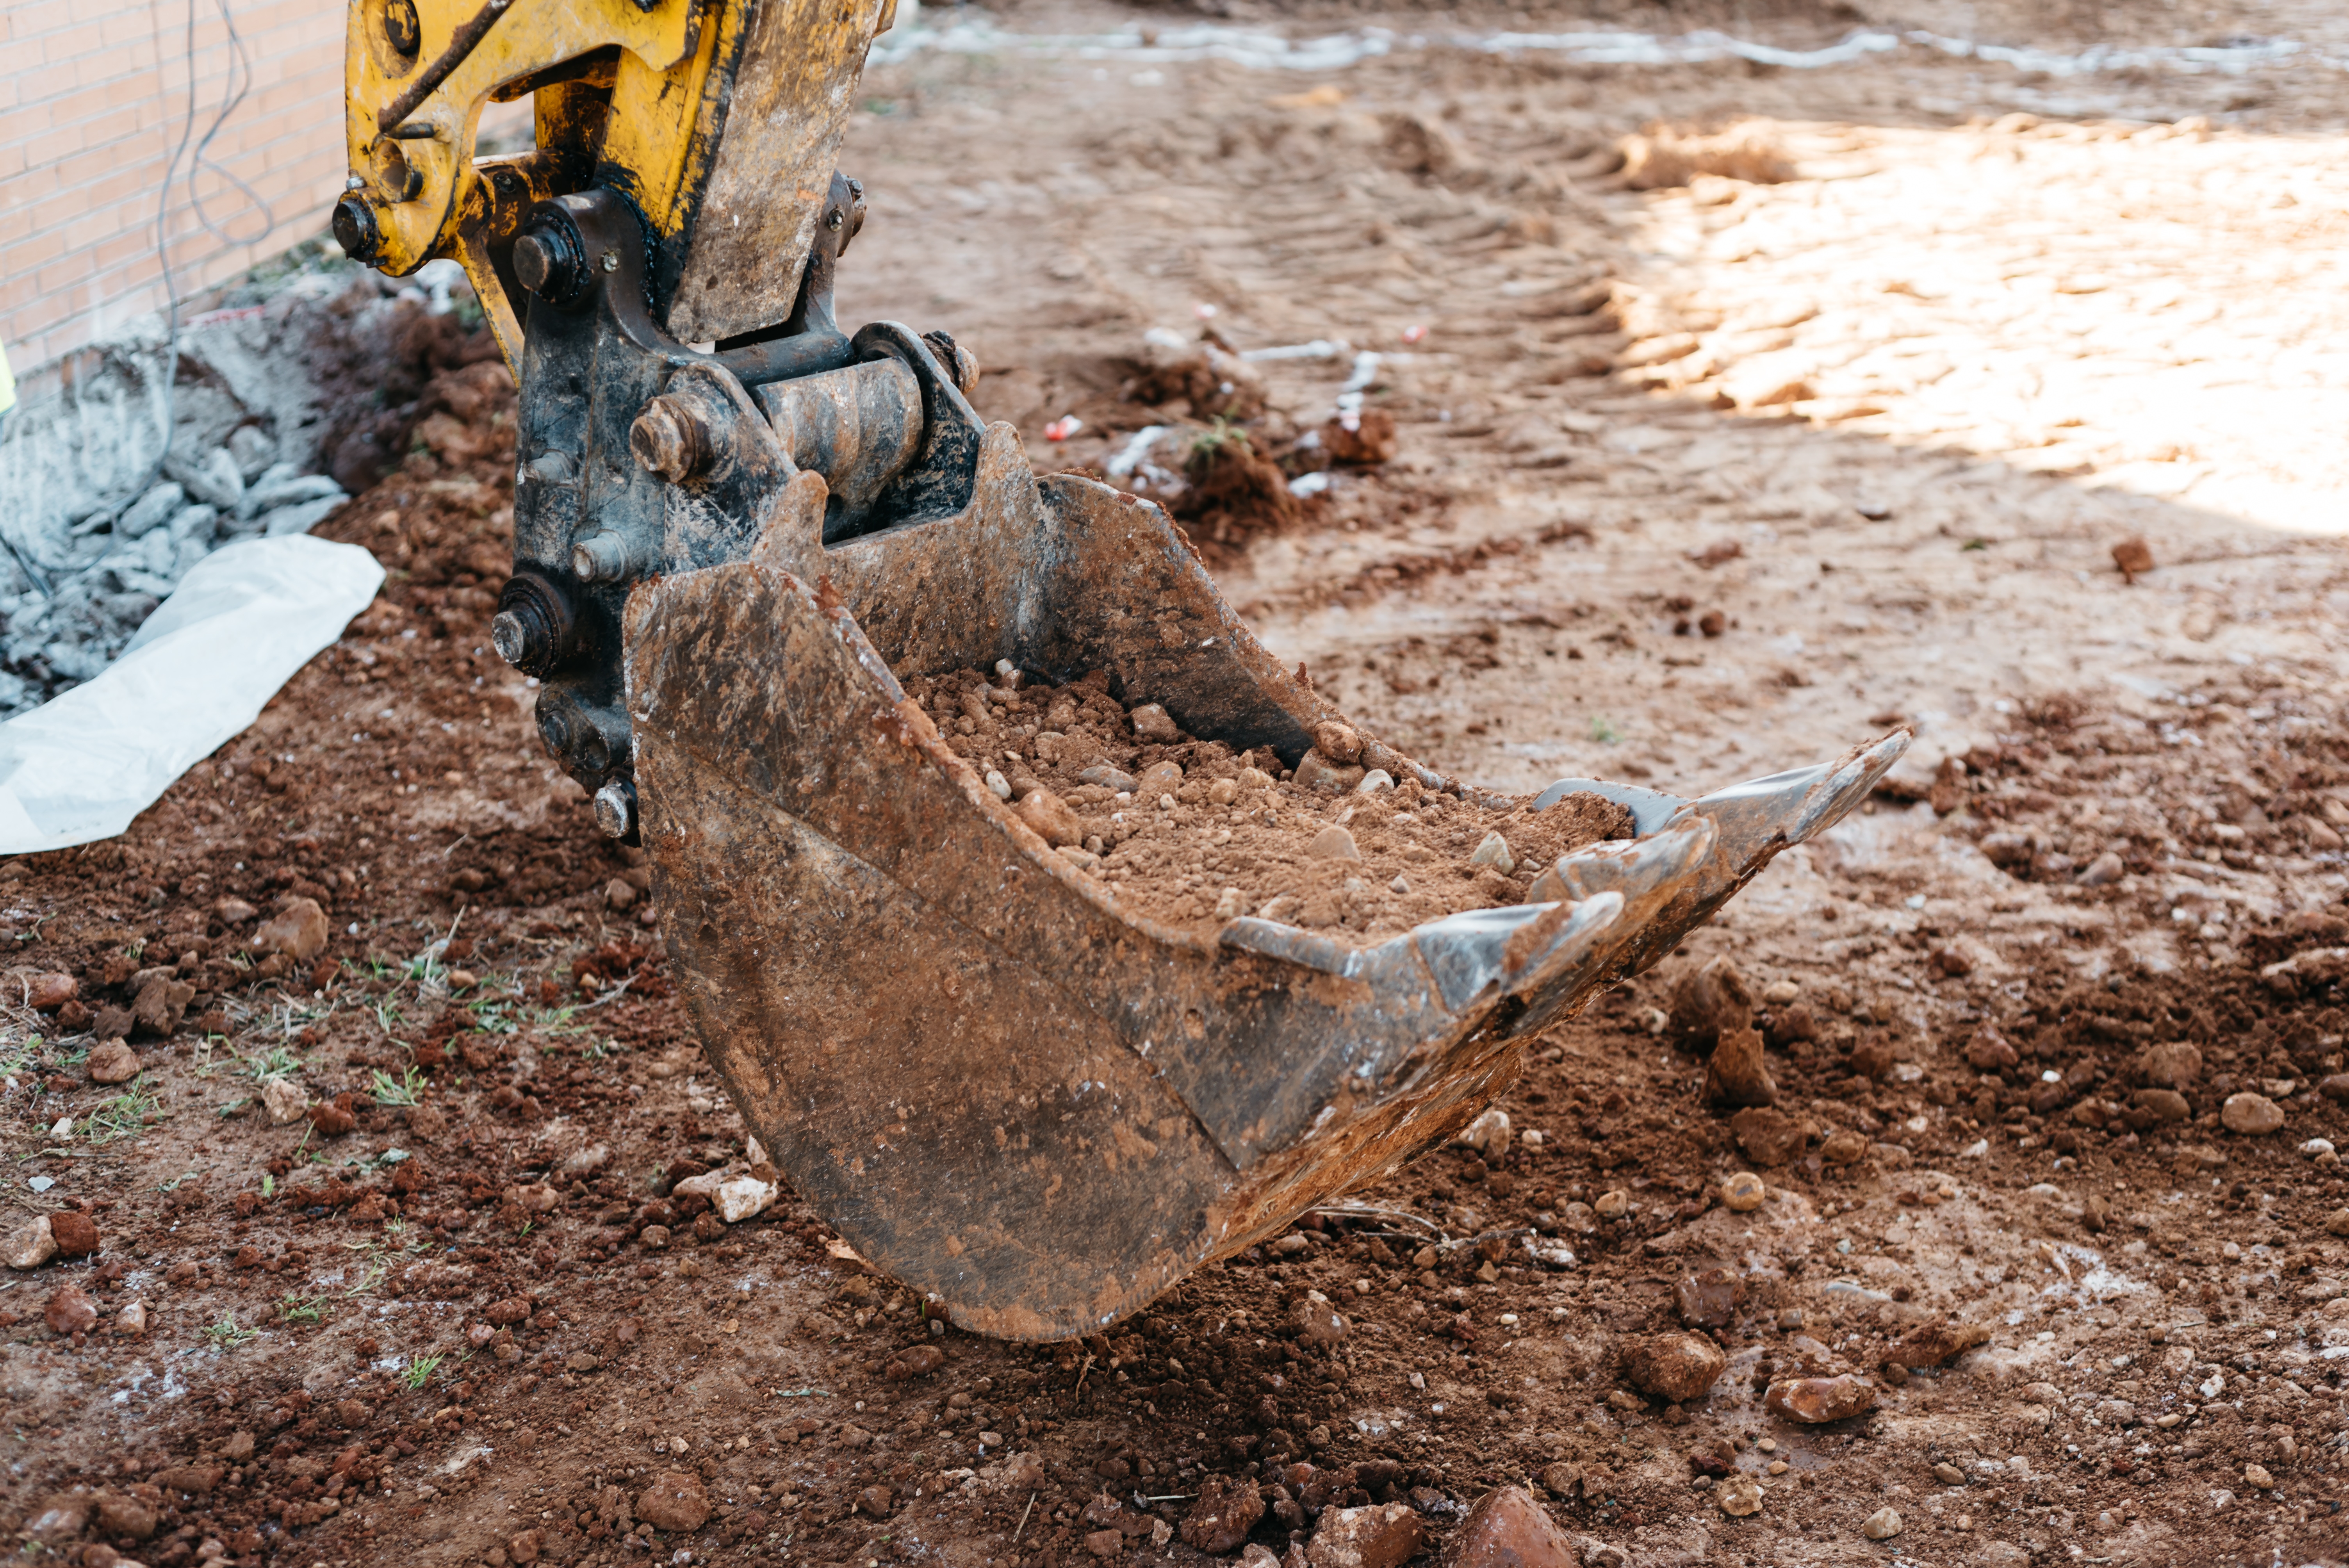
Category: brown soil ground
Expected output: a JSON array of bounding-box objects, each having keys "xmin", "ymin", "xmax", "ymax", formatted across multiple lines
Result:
[{"xmin": 4, "ymin": 4, "xmax": 2349, "ymax": 1567}]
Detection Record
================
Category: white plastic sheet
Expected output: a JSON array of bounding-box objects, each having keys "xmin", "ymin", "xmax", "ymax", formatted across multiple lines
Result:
[{"xmin": 0, "ymin": 536, "xmax": 385, "ymax": 853}]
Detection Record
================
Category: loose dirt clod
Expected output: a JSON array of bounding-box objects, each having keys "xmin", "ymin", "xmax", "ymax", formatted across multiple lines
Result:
[
  {"xmin": 1764, "ymin": 1375, "xmax": 1877, "ymax": 1424},
  {"xmin": 1622, "ymin": 1333, "xmax": 1727, "ymax": 1403}
]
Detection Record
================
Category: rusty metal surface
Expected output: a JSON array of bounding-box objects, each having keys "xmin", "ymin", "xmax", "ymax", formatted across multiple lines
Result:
[{"xmin": 624, "ymin": 440, "xmax": 1908, "ymax": 1339}]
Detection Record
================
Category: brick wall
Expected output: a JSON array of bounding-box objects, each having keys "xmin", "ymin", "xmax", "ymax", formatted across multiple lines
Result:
[{"xmin": 0, "ymin": 0, "xmax": 523, "ymax": 380}]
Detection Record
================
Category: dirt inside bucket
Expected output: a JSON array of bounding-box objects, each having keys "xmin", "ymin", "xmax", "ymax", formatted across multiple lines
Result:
[{"xmin": 900, "ymin": 665, "xmax": 1637, "ymax": 940}]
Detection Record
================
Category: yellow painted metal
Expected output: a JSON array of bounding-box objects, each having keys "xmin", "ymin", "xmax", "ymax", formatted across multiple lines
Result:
[{"xmin": 342, "ymin": 0, "xmax": 712, "ymax": 370}]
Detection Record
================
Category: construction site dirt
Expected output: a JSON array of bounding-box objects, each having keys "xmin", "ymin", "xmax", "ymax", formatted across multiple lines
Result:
[{"xmin": 4, "ymin": 3, "xmax": 2349, "ymax": 1567}]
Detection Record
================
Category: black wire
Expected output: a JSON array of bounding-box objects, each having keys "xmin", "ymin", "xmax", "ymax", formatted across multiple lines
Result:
[{"xmin": 142, "ymin": 0, "xmax": 279, "ymax": 502}]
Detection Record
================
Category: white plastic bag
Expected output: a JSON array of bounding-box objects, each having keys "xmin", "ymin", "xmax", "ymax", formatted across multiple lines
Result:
[{"xmin": 0, "ymin": 535, "xmax": 385, "ymax": 852}]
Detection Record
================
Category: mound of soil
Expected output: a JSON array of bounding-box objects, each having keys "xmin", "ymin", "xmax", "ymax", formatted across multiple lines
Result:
[{"xmin": 902, "ymin": 665, "xmax": 1636, "ymax": 938}]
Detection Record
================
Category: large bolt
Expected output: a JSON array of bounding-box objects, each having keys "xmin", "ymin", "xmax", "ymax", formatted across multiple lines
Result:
[
  {"xmin": 491, "ymin": 572, "xmax": 575, "ymax": 677},
  {"xmin": 383, "ymin": 0, "xmax": 421, "ymax": 57},
  {"xmin": 571, "ymin": 531, "xmax": 634, "ymax": 583},
  {"xmin": 512, "ymin": 221, "xmax": 585, "ymax": 304},
  {"xmin": 331, "ymin": 196, "xmax": 384, "ymax": 265},
  {"xmin": 594, "ymin": 780, "xmax": 637, "ymax": 839},
  {"xmin": 629, "ymin": 396, "xmax": 710, "ymax": 484}
]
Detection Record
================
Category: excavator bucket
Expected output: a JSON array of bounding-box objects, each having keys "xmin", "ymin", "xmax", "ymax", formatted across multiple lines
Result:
[
  {"xmin": 329, "ymin": 0, "xmax": 1907, "ymax": 1342},
  {"xmin": 626, "ymin": 428, "xmax": 1908, "ymax": 1340}
]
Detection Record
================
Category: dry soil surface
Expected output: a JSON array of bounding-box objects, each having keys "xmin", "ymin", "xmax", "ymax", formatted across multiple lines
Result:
[{"xmin": 2, "ymin": 4, "xmax": 2348, "ymax": 1568}]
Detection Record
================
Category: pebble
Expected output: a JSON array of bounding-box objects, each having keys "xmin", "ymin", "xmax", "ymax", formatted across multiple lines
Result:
[
  {"xmin": 1860, "ymin": 1506, "xmax": 1902, "ymax": 1540},
  {"xmin": 1078, "ymin": 764, "xmax": 1137, "ymax": 793},
  {"xmin": 4, "ymin": 1216, "xmax": 57, "ymax": 1270},
  {"xmin": 1304, "ymin": 1501, "xmax": 1421, "ymax": 1568},
  {"xmin": 45, "ymin": 1284, "xmax": 98, "ymax": 1335},
  {"xmin": 634, "ymin": 1472, "xmax": 711, "ymax": 1532},
  {"xmin": 1669, "ymin": 956, "xmax": 1752, "ymax": 1048},
  {"xmin": 250, "ymin": 896, "xmax": 329, "ymax": 960},
  {"xmin": 2243, "ymin": 1463, "xmax": 2274, "ymax": 1490},
  {"xmin": 2076, "ymin": 851, "xmax": 2125, "ymax": 886},
  {"xmin": 1624, "ymin": 1333, "xmax": 1727, "ymax": 1403},
  {"xmin": 1129, "ymin": 704, "xmax": 1182, "ymax": 744},
  {"xmin": 1456, "ymin": 1108, "xmax": 1511, "ymax": 1159},
  {"xmin": 605, "ymin": 877, "xmax": 638, "ymax": 911},
  {"xmin": 1357, "ymin": 769, "xmax": 1395, "ymax": 796},
  {"xmin": 1014, "ymin": 788, "xmax": 1084, "ymax": 847},
  {"xmin": 115, "ymin": 1301, "xmax": 147, "ymax": 1336},
  {"xmin": 1703, "ymin": 1024, "xmax": 1777, "ymax": 1110},
  {"xmin": 1437, "ymin": 1485, "xmax": 1574, "ymax": 1568},
  {"xmin": 1763, "ymin": 1375, "xmax": 1876, "ymax": 1424},
  {"xmin": 1469, "ymin": 832, "xmax": 1516, "ymax": 875},
  {"xmin": 1595, "ymin": 1189, "xmax": 1631, "ymax": 1219},
  {"xmin": 1887, "ymin": 1320, "xmax": 1989, "ymax": 1368},
  {"xmin": 1933, "ymin": 1462, "xmax": 1965, "ymax": 1485},
  {"xmin": 1675, "ymin": 1268, "xmax": 1743, "ymax": 1330},
  {"xmin": 86, "ymin": 1040, "xmax": 140, "ymax": 1084},
  {"xmin": 48, "ymin": 1210, "xmax": 99, "ymax": 1258},
  {"xmin": 984, "ymin": 769, "xmax": 1012, "ymax": 801},
  {"xmin": 1310, "ymin": 825, "xmax": 1363, "ymax": 862},
  {"xmin": 1180, "ymin": 1474, "xmax": 1264, "ymax": 1553},
  {"xmin": 1715, "ymin": 1475, "xmax": 1761, "ymax": 1518},
  {"xmin": 2329, "ymin": 1207, "xmax": 2349, "ymax": 1237},
  {"xmin": 2136, "ymin": 1040, "xmax": 2204, "ymax": 1088},
  {"xmin": 1313, "ymin": 721, "xmax": 1363, "ymax": 763},
  {"xmin": 2221, "ymin": 1092, "xmax": 2284, "ymax": 1135},
  {"xmin": 260, "ymin": 1078, "xmax": 307, "ymax": 1125},
  {"xmin": 2111, "ymin": 536, "xmax": 2155, "ymax": 581},
  {"xmin": 23, "ymin": 973, "xmax": 76, "ymax": 1011},
  {"xmin": 2301, "ymin": 1138, "xmax": 2337, "ymax": 1161},
  {"xmin": 1729, "ymin": 1106, "xmax": 1813, "ymax": 1166},
  {"xmin": 1760, "ymin": 979, "xmax": 1801, "ymax": 1006},
  {"xmin": 1722, "ymin": 1172, "xmax": 1766, "ymax": 1211},
  {"xmin": 1291, "ymin": 1291, "xmax": 1349, "ymax": 1346}
]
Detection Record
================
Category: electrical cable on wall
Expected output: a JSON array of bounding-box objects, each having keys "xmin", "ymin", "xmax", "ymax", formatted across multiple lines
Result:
[{"xmin": 143, "ymin": 0, "xmax": 280, "ymax": 494}]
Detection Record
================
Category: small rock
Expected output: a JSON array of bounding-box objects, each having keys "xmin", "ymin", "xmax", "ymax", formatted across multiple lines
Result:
[
  {"xmin": 1933, "ymin": 1462, "xmax": 1965, "ymax": 1485},
  {"xmin": 94, "ymin": 1491, "xmax": 159, "ymax": 1539},
  {"xmin": 46, "ymin": 1285, "xmax": 98, "ymax": 1335},
  {"xmin": 1357, "ymin": 769, "xmax": 1395, "ymax": 795},
  {"xmin": 636, "ymin": 1471, "xmax": 711, "ymax": 1531},
  {"xmin": 1083, "ymin": 1528, "xmax": 1122, "ymax": 1557},
  {"xmin": 1305, "ymin": 1501, "xmax": 1423, "ymax": 1568},
  {"xmin": 1764, "ymin": 1375, "xmax": 1875, "ymax": 1424},
  {"xmin": 1722, "ymin": 1172, "xmax": 1766, "ymax": 1211},
  {"xmin": 2131, "ymin": 1087, "xmax": 2190, "ymax": 1125},
  {"xmin": 1760, "ymin": 979, "xmax": 1800, "ymax": 1005},
  {"xmin": 2076, "ymin": 852, "xmax": 2125, "ymax": 886},
  {"xmin": 1728, "ymin": 1106, "xmax": 1813, "ymax": 1166},
  {"xmin": 25, "ymin": 1496, "xmax": 90, "ymax": 1543},
  {"xmin": 604, "ymin": 878, "xmax": 638, "ymax": 911},
  {"xmin": 1861, "ymin": 1506, "xmax": 1902, "ymax": 1540},
  {"xmin": 1294, "ymin": 751, "xmax": 1367, "ymax": 792},
  {"xmin": 1438, "ymin": 1485, "xmax": 1575, "ymax": 1568},
  {"xmin": 2137, "ymin": 1041, "xmax": 2204, "ymax": 1089},
  {"xmin": 307, "ymin": 1098, "xmax": 357, "ymax": 1137},
  {"xmin": 1848, "ymin": 1039, "xmax": 1894, "ymax": 1080},
  {"xmin": 857, "ymin": 1484, "xmax": 894, "ymax": 1518},
  {"xmin": 1014, "ymin": 788, "xmax": 1084, "ymax": 848},
  {"xmin": 1819, "ymin": 1130, "xmax": 1868, "ymax": 1165},
  {"xmin": 1469, "ymin": 832, "xmax": 1516, "ymax": 876},
  {"xmin": 131, "ymin": 974, "xmax": 196, "ymax": 1037},
  {"xmin": 260, "ymin": 1078, "xmax": 307, "ymax": 1125},
  {"xmin": 1763, "ymin": 1001, "xmax": 1817, "ymax": 1048},
  {"xmin": 1291, "ymin": 1291, "xmax": 1349, "ymax": 1346},
  {"xmin": 2319, "ymin": 1073, "xmax": 2349, "ymax": 1104},
  {"xmin": 1703, "ymin": 1025, "xmax": 1775, "ymax": 1109},
  {"xmin": 1456, "ymin": 1107, "xmax": 1511, "ymax": 1159},
  {"xmin": 250, "ymin": 897, "xmax": 329, "ymax": 961},
  {"xmin": 115, "ymin": 1301, "xmax": 147, "ymax": 1336},
  {"xmin": 2111, "ymin": 536, "xmax": 2155, "ymax": 583},
  {"xmin": 87, "ymin": 1040, "xmax": 140, "ymax": 1084},
  {"xmin": 2243, "ymin": 1463, "xmax": 2274, "ymax": 1491},
  {"xmin": 1623, "ymin": 1333, "xmax": 1726, "ymax": 1403},
  {"xmin": 1888, "ymin": 1320, "xmax": 1989, "ymax": 1368},
  {"xmin": 1594, "ymin": 1189, "xmax": 1630, "ymax": 1219},
  {"xmin": 1313, "ymin": 721, "xmax": 1364, "ymax": 763},
  {"xmin": 2328, "ymin": 1206, "xmax": 2349, "ymax": 1236},
  {"xmin": 886, "ymin": 1344, "xmax": 946, "ymax": 1379},
  {"xmin": 1128, "ymin": 704, "xmax": 1182, "ymax": 744},
  {"xmin": 1675, "ymin": 1269, "xmax": 1743, "ymax": 1329},
  {"xmin": 1965, "ymin": 1026, "xmax": 2017, "ymax": 1071},
  {"xmin": 212, "ymin": 896, "xmax": 257, "ymax": 924},
  {"xmin": 1715, "ymin": 1475, "xmax": 1761, "ymax": 1518},
  {"xmin": 2221, "ymin": 1092, "xmax": 2284, "ymax": 1135},
  {"xmin": 5, "ymin": 1215, "xmax": 57, "ymax": 1270},
  {"xmin": 1309, "ymin": 825, "xmax": 1363, "ymax": 861},
  {"xmin": 1180, "ymin": 1472, "xmax": 1264, "ymax": 1553},
  {"xmin": 22, "ymin": 973, "xmax": 77, "ymax": 1011},
  {"xmin": 48, "ymin": 1210, "xmax": 100, "ymax": 1258},
  {"xmin": 1669, "ymin": 956, "xmax": 1752, "ymax": 1048},
  {"xmin": 2300, "ymin": 1137, "xmax": 2336, "ymax": 1160},
  {"xmin": 1078, "ymin": 764, "xmax": 1137, "ymax": 793}
]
